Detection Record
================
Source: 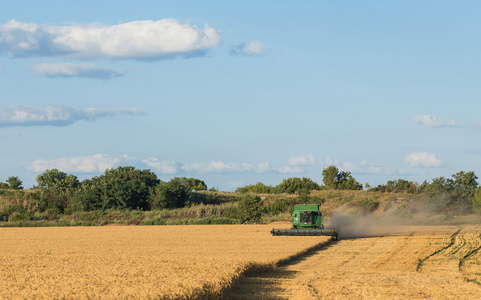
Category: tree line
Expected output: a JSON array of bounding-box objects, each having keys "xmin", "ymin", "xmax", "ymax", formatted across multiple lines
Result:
[
  {"xmin": 235, "ymin": 165, "xmax": 364, "ymax": 194},
  {"xmin": 1, "ymin": 165, "xmax": 481, "ymax": 215},
  {"xmin": 233, "ymin": 166, "xmax": 481, "ymax": 215},
  {"xmin": 0, "ymin": 167, "xmax": 210, "ymax": 216}
]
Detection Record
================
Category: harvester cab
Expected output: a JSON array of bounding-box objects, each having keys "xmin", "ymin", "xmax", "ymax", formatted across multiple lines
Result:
[
  {"xmin": 271, "ymin": 204, "xmax": 338, "ymax": 240},
  {"xmin": 293, "ymin": 204, "xmax": 323, "ymax": 228}
]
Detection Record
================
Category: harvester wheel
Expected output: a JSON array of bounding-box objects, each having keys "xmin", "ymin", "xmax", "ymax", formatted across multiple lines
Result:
[{"xmin": 332, "ymin": 233, "xmax": 339, "ymax": 241}]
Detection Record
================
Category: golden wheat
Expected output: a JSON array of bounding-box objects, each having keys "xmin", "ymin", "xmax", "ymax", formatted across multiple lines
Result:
[
  {"xmin": 226, "ymin": 225, "xmax": 481, "ymax": 299},
  {"xmin": 4, "ymin": 223, "xmax": 481, "ymax": 299},
  {"xmin": 0, "ymin": 224, "xmax": 329, "ymax": 299}
]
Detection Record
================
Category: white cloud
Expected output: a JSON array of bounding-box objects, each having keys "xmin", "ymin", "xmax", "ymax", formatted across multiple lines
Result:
[
  {"xmin": 405, "ymin": 152, "xmax": 442, "ymax": 167},
  {"xmin": 28, "ymin": 154, "xmax": 130, "ymax": 173},
  {"xmin": 322, "ymin": 158, "xmax": 398, "ymax": 175},
  {"xmin": 180, "ymin": 158, "xmax": 312, "ymax": 175},
  {"xmin": 33, "ymin": 63, "xmax": 123, "ymax": 79},
  {"xmin": 0, "ymin": 19, "xmax": 221, "ymax": 60},
  {"xmin": 0, "ymin": 133, "xmax": 21, "ymax": 140},
  {"xmin": 0, "ymin": 104, "xmax": 144, "ymax": 127},
  {"xmin": 242, "ymin": 41, "xmax": 264, "ymax": 56},
  {"xmin": 230, "ymin": 40, "xmax": 266, "ymax": 56},
  {"xmin": 468, "ymin": 121, "xmax": 481, "ymax": 129},
  {"xmin": 288, "ymin": 154, "xmax": 315, "ymax": 166},
  {"xmin": 256, "ymin": 162, "xmax": 272, "ymax": 173},
  {"xmin": 324, "ymin": 157, "xmax": 335, "ymax": 165},
  {"xmin": 181, "ymin": 161, "xmax": 247, "ymax": 173},
  {"xmin": 341, "ymin": 161, "xmax": 356, "ymax": 172},
  {"xmin": 278, "ymin": 166, "xmax": 305, "ymax": 174},
  {"xmin": 273, "ymin": 154, "xmax": 316, "ymax": 174},
  {"xmin": 413, "ymin": 114, "xmax": 458, "ymax": 128},
  {"xmin": 181, "ymin": 161, "xmax": 270, "ymax": 174},
  {"xmin": 142, "ymin": 158, "xmax": 177, "ymax": 174},
  {"xmin": 28, "ymin": 156, "xmax": 300, "ymax": 177}
]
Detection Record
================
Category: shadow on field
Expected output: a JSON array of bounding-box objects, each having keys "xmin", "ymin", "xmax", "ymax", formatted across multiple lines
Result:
[{"xmin": 222, "ymin": 241, "xmax": 337, "ymax": 299}]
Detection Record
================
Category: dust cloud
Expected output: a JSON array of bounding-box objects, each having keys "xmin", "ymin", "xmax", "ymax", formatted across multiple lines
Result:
[{"xmin": 325, "ymin": 208, "xmax": 414, "ymax": 239}]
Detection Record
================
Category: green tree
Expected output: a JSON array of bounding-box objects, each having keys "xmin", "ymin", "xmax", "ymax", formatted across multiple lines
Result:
[
  {"xmin": 174, "ymin": 177, "xmax": 208, "ymax": 191},
  {"xmin": 449, "ymin": 171, "xmax": 478, "ymax": 205},
  {"xmin": 236, "ymin": 182, "xmax": 274, "ymax": 194},
  {"xmin": 151, "ymin": 178, "xmax": 191, "ymax": 209},
  {"xmin": 70, "ymin": 178, "xmax": 103, "ymax": 211},
  {"xmin": 276, "ymin": 177, "xmax": 320, "ymax": 194},
  {"xmin": 420, "ymin": 177, "xmax": 452, "ymax": 195},
  {"xmin": 357, "ymin": 198, "xmax": 379, "ymax": 214},
  {"xmin": 322, "ymin": 166, "xmax": 362, "ymax": 190},
  {"xmin": 7, "ymin": 176, "xmax": 23, "ymax": 190},
  {"xmin": 420, "ymin": 171, "xmax": 478, "ymax": 214},
  {"xmin": 322, "ymin": 166, "xmax": 339, "ymax": 189},
  {"xmin": 237, "ymin": 194, "xmax": 264, "ymax": 223},
  {"xmin": 36, "ymin": 169, "xmax": 79, "ymax": 194},
  {"xmin": 95, "ymin": 166, "xmax": 159, "ymax": 210},
  {"xmin": 473, "ymin": 187, "xmax": 481, "ymax": 214},
  {"xmin": 70, "ymin": 166, "xmax": 160, "ymax": 211},
  {"xmin": 36, "ymin": 169, "xmax": 80, "ymax": 212},
  {"xmin": 336, "ymin": 171, "xmax": 363, "ymax": 190},
  {"xmin": 377, "ymin": 179, "xmax": 418, "ymax": 193}
]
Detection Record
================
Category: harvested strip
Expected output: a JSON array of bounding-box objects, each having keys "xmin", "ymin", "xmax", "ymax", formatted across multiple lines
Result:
[
  {"xmin": 417, "ymin": 228, "xmax": 462, "ymax": 272},
  {"xmin": 224, "ymin": 226, "xmax": 481, "ymax": 299}
]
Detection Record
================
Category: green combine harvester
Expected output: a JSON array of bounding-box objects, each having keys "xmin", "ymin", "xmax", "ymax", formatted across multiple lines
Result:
[{"xmin": 271, "ymin": 204, "xmax": 339, "ymax": 240}]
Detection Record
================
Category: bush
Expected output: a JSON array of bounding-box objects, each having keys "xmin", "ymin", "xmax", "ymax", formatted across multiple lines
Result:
[
  {"xmin": 276, "ymin": 177, "xmax": 320, "ymax": 194},
  {"xmin": 0, "ymin": 205, "xmax": 26, "ymax": 222},
  {"xmin": 376, "ymin": 179, "xmax": 419, "ymax": 193},
  {"xmin": 357, "ymin": 198, "xmax": 379, "ymax": 214},
  {"xmin": 266, "ymin": 199, "xmax": 291, "ymax": 215},
  {"xmin": 151, "ymin": 179, "xmax": 191, "ymax": 210},
  {"xmin": 236, "ymin": 182, "xmax": 275, "ymax": 194},
  {"xmin": 237, "ymin": 195, "xmax": 264, "ymax": 223},
  {"xmin": 472, "ymin": 187, "xmax": 481, "ymax": 214},
  {"xmin": 422, "ymin": 193, "xmax": 452, "ymax": 214},
  {"xmin": 428, "ymin": 213, "xmax": 453, "ymax": 224},
  {"xmin": 173, "ymin": 177, "xmax": 208, "ymax": 191},
  {"xmin": 189, "ymin": 191, "xmax": 220, "ymax": 205},
  {"xmin": 7, "ymin": 176, "xmax": 23, "ymax": 190},
  {"xmin": 322, "ymin": 166, "xmax": 363, "ymax": 190},
  {"xmin": 392, "ymin": 204, "xmax": 413, "ymax": 219}
]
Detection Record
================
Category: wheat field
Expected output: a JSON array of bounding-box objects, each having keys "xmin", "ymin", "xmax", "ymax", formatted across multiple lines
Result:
[
  {"xmin": 2, "ymin": 224, "xmax": 481, "ymax": 299},
  {"xmin": 227, "ymin": 225, "xmax": 481, "ymax": 299},
  {"xmin": 0, "ymin": 223, "xmax": 328, "ymax": 299}
]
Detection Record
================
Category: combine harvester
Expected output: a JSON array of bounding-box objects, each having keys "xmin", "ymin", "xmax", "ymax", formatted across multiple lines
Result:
[{"xmin": 271, "ymin": 204, "xmax": 339, "ymax": 240}]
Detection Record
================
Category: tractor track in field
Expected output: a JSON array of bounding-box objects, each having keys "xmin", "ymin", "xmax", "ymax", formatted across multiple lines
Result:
[
  {"xmin": 459, "ymin": 243, "xmax": 481, "ymax": 271},
  {"xmin": 416, "ymin": 228, "xmax": 463, "ymax": 272},
  {"xmin": 459, "ymin": 233, "xmax": 481, "ymax": 285},
  {"xmin": 224, "ymin": 227, "xmax": 481, "ymax": 299},
  {"xmin": 413, "ymin": 228, "xmax": 481, "ymax": 285}
]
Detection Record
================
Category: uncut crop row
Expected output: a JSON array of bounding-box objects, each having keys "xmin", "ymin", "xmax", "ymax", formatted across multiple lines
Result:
[{"xmin": 0, "ymin": 224, "xmax": 329, "ymax": 299}]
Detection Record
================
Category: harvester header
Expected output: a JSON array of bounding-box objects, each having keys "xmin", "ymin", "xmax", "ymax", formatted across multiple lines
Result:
[{"xmin": 271, "ymin": 204, "xmax": 338, "ymax": 240}]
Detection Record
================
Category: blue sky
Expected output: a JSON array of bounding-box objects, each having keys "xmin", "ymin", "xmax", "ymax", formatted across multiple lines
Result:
[{"xmin": 1, "ymin": 1, "xmax": 480, "ymax": 190}]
